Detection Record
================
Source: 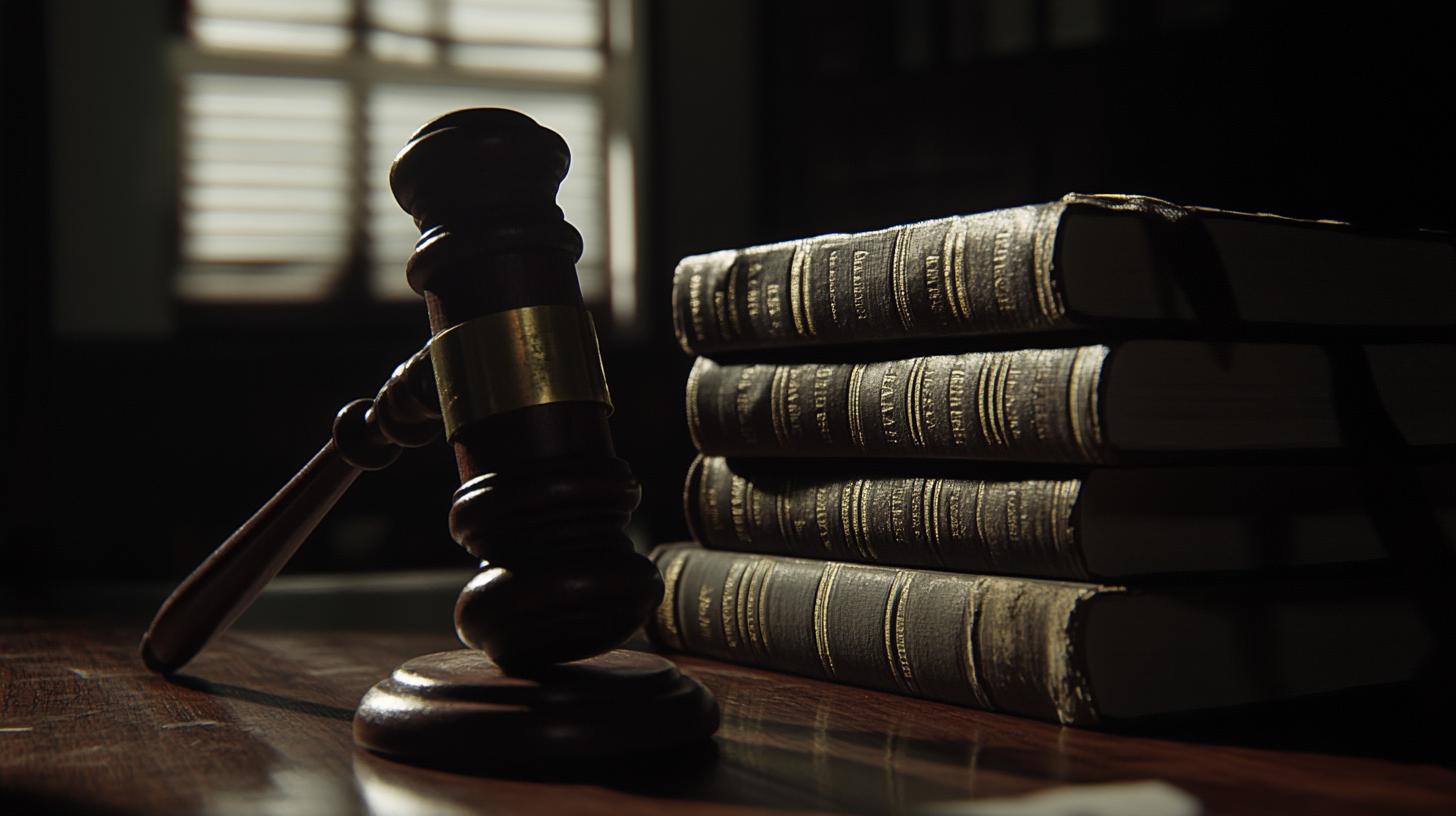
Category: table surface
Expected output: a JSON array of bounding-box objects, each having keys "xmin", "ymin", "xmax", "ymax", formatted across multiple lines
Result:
[{"xmin": 3, "ymin": 619, "xmax": 1454, "ymax": 816}]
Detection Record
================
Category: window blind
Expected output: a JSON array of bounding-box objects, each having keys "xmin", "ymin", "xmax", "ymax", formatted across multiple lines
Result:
[{"xmin": 177, "ymin": 0, "xmax": 618, "ymax": 308}]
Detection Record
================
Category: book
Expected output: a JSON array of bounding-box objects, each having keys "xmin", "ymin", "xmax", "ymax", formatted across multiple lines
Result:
[
  {"xmin": 647, "ymin": 545, "xmax": 1433, "ymax": 726},
  {"xmin": 685, "ymin": 456, "xmax": 1456, "ymax": 580},
  {"xmin": 671, "ymin": 193, "xmax": 1456, "ymax": 355},
  {"xmin": 686, "ymin": 341, "xmax": 1456, "ymax": 464}
]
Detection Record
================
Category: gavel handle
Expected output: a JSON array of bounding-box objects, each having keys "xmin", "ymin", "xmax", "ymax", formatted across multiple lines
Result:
[
  {"xmin": 140, "ymin": 443, "xmax": 361, "ymax": 674},
  {"xmin": 141, "ymin": 348, "xmax": 440, "ymax": 675}
]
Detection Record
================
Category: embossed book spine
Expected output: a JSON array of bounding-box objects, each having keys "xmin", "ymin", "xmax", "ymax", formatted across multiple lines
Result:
[
  {"xmin": 672, "ymin": 200, "xmax": 1071, "ymax": 354},
  {"xmin": 670, "ymin": 194, "xmax": 1456, "ymax": 353},
  {"xmin": 649, "ymin": 545, "xmax": 1103, "ymax": 725},
  {"xmin": 684, "ymin": 456, "xmax": 1089, "ymax": 580},
  {"xmin": 686, "ymin": 346, "xmax": 1107, "ymax": 464}
]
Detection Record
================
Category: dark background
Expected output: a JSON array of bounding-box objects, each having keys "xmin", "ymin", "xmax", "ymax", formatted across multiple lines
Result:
[{"xmin": 3, "ymin": 0, "xmax": 1453, "ymax": 604}]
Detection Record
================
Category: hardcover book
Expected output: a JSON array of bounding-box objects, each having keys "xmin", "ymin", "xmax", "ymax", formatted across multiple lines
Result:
[
  {"xmin": 687, "ymin": 341, "xmax": 1455, "ymax": 464},
  {"xmin": 672, "ymin": 194, "xmax": 1456, "ymax": 355},
  {"xmin": 648, "ymin": 545, "xmax": 1433, "ymax": 726},
  {"xmin": 685, "ymin": 456, "xmax": 1456, "ymax": 580}
]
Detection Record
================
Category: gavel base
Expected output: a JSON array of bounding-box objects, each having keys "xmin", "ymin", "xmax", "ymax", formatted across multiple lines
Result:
[{"xmin": 353, "ymin": 649, "xmax": 719, "ymax": 768}]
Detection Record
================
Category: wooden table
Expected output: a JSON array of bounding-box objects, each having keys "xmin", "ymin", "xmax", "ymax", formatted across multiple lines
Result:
[{"xmin": 3, "ymin": 617, "xmax": 1454, "ymax": 815}]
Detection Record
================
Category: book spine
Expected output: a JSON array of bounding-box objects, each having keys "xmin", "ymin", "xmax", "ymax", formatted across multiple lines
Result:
[
  {"xmin": 648, "ymin": 545, "xmax": 1105, "ymax": 725},
  {"xmin": 670, "ymin": 201, "xmax": 1075, "ymax": 354},
  {"xmin": 684, "ymin": 456, "xmax": 1090, "ymax": 579},
  {"xmin": 686, "ymin": 346, "xmax": 1109, "ymax": 464}
]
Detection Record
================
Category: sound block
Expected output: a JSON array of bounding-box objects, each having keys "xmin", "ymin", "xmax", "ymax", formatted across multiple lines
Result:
[{"xmin": 353, "ymin": 649, "xmax": 718, "ymax": 767}]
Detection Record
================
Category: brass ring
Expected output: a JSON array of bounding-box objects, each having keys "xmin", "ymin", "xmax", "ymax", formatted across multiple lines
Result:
[{"xmin": 430, "ymin": 304, "xmax": 612, "ymax": 439}]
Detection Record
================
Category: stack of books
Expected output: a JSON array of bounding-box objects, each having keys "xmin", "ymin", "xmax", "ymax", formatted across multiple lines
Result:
[{"xmin": 647, "ymin": 193, "xmax": 1456, "ymax": 727}]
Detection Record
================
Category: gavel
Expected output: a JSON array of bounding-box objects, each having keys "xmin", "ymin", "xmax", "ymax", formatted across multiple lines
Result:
[{"xmin": 142, "ymin": 109, "xmax": 717, "ymax": 765}]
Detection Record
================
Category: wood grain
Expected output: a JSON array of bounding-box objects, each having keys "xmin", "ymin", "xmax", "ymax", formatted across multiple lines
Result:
[{"xmin": 2, "ymin": 620, "xmax": 1453, "ymax": 815}]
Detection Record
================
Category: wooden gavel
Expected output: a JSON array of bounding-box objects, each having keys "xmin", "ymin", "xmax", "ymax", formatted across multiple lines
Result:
[{"xmin": 144, "ymin": 108, "xmax": 716, "ymax": 766}]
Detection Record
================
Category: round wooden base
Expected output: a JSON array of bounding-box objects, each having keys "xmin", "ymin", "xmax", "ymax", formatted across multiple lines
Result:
[{"xmin": 353, "ymin": 649, "xmax": 719, "ymax": 768}]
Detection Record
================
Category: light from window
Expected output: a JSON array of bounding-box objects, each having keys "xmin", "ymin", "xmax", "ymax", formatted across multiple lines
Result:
[
  {"xmin": 177, "ymin": 0, "xmax": 629, "ymax": 315},
  {"xmin": 192, "ymin": 0, "xmax": 353, "ymax": 57},
  {"xmin": 178, "ymin": 74, "xmax": 351, "ymax": 301}
]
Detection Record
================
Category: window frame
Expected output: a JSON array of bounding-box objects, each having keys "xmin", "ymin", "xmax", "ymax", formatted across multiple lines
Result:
[{"xmin": 170, "ymin": 0, "xmax": 642, "ymax": 338}]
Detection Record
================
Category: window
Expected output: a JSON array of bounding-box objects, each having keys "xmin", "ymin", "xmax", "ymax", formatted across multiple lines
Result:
[{"xmin": 176, "ymin": 0, "xmax": 638, "ymax": 324}]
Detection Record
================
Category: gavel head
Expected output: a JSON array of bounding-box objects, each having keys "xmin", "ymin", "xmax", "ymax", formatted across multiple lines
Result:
[{"xmin": 390, "ymin": 108, "xmax": 661, "ymax": 669}]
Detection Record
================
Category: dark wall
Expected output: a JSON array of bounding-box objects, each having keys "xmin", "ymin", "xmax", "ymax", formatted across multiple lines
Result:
[
  {"xmin": 5, "ymin": 0, "xmax": 1453, "ymax": 599},
  {"xmin": 746, "ymin": 1, "xmax": 1454, "ymax": 238}
]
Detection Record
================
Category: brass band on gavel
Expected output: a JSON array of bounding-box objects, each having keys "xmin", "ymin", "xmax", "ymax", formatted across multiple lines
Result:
[{"xmin": 429, "ymin": 304, "xmax": 613, "ymax": 440}]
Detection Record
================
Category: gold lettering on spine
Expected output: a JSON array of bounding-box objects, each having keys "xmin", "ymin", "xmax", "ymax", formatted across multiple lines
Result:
[
  {"xmin": 712, "ymin": 291, "xmax": 729, "ymax": 342},
  {"xmin": 907, "ymin": 479, "xmax": 926, "ymax": 560},
  {"xmin": 920, "ymin": 359, "xmax": 940, "ymax": 448},
  {"xmin": 851, "ymin": 250, "xmax": 870, "ymax": 321},
  {"xmin": 729, "ymin": 474, "xmax": 752, "ymax": 549},
  {"xmin": 947, "ymin": 366, "xmax": 968, "ymax": 448},
  {"xmin": 813, "ymin": 366, "xmax": 833, "ymax": 443},
  {"xmin": 838, "ymin": 483, "xmax": 854, "ymax": 558},
  {"xmin": 991, "ymin": 229, "xmax": 1013, "ymax": 316},
  {"xmin": 744, "ymin": 261, "xmax": 763, "ymax": 330},
  {"xmin": 847, "ymin": 364, "xmax": 867, "ymax": 448},
  {"xmin": 1003, "ymin": 357, "xmax": 1022, "ymax": 445},
  {"xmin": 765, "ymin": 283, "xmax": 784, "ymax": 335},
  {"xmin": 734, "ymin": 365, "xmax": 759, "ymax": 445},
  {"xmin": 889, "ymin": 481, "xmax": 909, "ymax": 554},
  {"xmin": 1025, "ymin": 349, "xmax": 1055, "ymax": 453},
  {"xmin": 946, "ymin": 479, "xmax": 966, "ymax": 547},
  {"xmin": 879, "ymin": 364, "xmax": 900, "ymax": 447},
  {"xmin": 654, "ymin": 551, "xmax": 689, "ymax": 651},
  {"xmin": 924, "ymin": 242, "xmax": 945, "ymax": 322},
  {"xmin": 1005, "ymin": 484, "xmax": 1024, "ymax": 556},
  {"xmin": 687, "ymin": 271, "xmax": 708, "ymax": 344},
  {"xmin": 813, "ymin": 563, "xmax": 843, "ymax": 677},
  {"xmin": 839, "ymin": 483, "xmax": 861, "ymax": 559},
  {"xmin": 695, "ymin": 584, "xmax": 713, "ymax": 645},
  {"xmin": 814, "ymin": 484, "xmax": 834, "ymax": 554}
]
